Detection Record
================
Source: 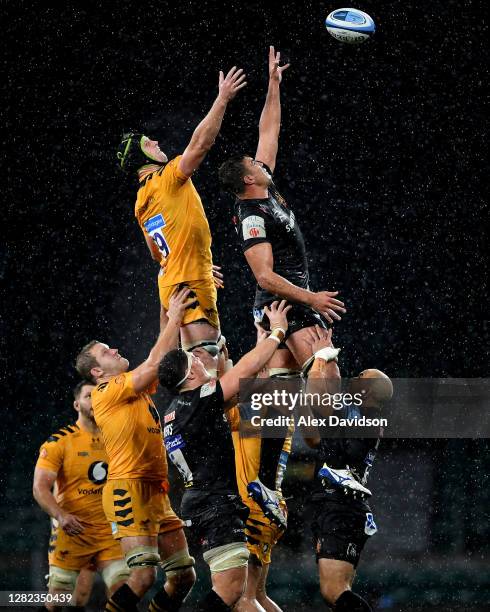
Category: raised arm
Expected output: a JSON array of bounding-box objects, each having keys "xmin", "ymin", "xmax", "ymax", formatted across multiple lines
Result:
[
  {"xmin": 178, "ymin": 66, "xmax": 247, "ymax": 178},
  {"xmin": 131, "ymin": 287, "xmax": 195, "ymax": 393},
  {"xmin": 244, "ymin": 242, "xmax": 346, "ymax": 324},
  {"xmin": 220, "ymin": 301, "xmax": 291, "ymax": 401},
  {"xmin": 254, "ymin": 46, "xmax": 290, "ymax": 173},
  {"xmin": 33, "ymin": 468, "xmax": 84, "ymax": 535}
]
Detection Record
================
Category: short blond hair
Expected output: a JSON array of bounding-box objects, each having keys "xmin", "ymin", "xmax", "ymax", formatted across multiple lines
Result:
[{"xmin": 75, "ymin": 340, "xmax": 100, "ymax": 383}]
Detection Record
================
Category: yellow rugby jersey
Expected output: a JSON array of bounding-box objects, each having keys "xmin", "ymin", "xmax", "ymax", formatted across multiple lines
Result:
[
  {"xmin": 91, "ymin": 372, "xmax": 167, "ymax": 482},
  {"xmin": 135, "ymin": 155, "xmax": 213, "ymax": 287},
  {"xmin": 36, "ymin": 421, "xmax": 108, "ymax": 527}
]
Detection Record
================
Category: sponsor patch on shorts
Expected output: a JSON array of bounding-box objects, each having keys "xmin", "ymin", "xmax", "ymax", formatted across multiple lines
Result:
[{"xmin": 243, "ymin": 215, "xmax": 266, "ymax": 240}]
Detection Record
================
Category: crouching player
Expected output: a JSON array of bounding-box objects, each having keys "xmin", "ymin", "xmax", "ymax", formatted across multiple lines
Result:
[
  {"xmin": 158, "ymin": 301, "xmax": 291, "ymax": 611},
  {"xmin": 302, "ymin": 326, "xmax": 393, "ymax": 612},
  {"xmin": 33, "ymin": 381, "xmax": 129, "ymax": 611}
]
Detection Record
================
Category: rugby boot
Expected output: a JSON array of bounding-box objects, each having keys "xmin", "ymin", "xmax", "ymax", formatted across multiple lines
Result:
[
  {"xmin": 247, "ymin": 479, "xmax": 287, "ymax": 530},
  {"xmin": 318, "ymin": 463, "xmax": 372, "ymax": 497}
]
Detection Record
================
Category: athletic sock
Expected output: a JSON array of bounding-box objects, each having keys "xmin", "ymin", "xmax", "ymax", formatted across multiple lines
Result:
[
  {"xmin": 334, "ymin": 590, "xmax": 372, "ymax": 612},
  {"xmin": 196, "ymin": 589, "xmax": 231, "ymax": 611},
  {"xmin": 149, "ymin": 587, "xmax": 182, "ymax": 612},
  {"xmin": 105, "ymin": 583, "xmax": 140, "ymax": 612}
]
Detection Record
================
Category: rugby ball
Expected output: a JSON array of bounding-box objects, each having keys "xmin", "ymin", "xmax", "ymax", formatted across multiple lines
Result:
[{"xmin": 325, "ymin": 8, "xmax": 375, "ymax": 44}]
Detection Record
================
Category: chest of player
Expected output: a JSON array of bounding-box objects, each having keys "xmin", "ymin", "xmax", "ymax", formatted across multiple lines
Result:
[{"xmin": 61, "ymin": 435, "xmax": 109, "ymax": 487}]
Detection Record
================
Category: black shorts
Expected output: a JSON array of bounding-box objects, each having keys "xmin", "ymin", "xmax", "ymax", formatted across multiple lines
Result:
[
  {"xmin": 309, "ymin": 498, "xmax": 378, "ymax": 568},
  {"xmin": 181, "ymin": 490, "xmax": 249, "ymax": 553},
  {"xmin": 253, "ymin": 303, "xmax": 327, "ymax": 339}
]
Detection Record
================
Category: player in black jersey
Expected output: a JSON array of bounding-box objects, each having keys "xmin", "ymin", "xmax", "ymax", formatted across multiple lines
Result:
[
  {"xmin": 219, "ymin": 47, "xmax": 346, "ymax": 540},
  {"xmin": 302, "ymin": 326, "xmax": 393, "ymax": 612},
  {"xmin": 218, "ymin": 47, "xmax": 346, "ymax": 376},
  {"xmin": 158, "ymin": 301, "xmax": 291, "ymax": 612}
]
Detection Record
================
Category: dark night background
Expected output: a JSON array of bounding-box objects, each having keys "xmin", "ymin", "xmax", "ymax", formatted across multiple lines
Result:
[{"xmin": 1, "ymin": 1, "xmax": 488, "ymax": 610}]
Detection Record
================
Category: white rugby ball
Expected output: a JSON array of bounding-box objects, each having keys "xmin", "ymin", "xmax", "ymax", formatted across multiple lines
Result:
[{"xmin": 325, "ymin": 8, "xmax": 375, "ymax": 44}]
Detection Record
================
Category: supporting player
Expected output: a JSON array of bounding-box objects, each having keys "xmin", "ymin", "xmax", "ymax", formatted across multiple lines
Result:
[
  {"xmin": 158, "ymin": 301, "xmax": 291, "ymax": 612},
  {"xmin": 196, "ymin": 332, "xmax": 289, "ymax": 612},
  {"xmin": 219, "ymin": 46, "xmax": 346, "ymax": 525},
  {"xmin": 33, "ymin": 381, "xmax": 129, "ymax": 611},
  {"xmin": 117, "ymin": 64, "xmax": 246, "ymax": 362},
  {"xmin": 301, "ymin": 326, "xmax": 393, "ymax": 612},
  {"xmin": 75, "ymin": 288, "xmax": 196, "ymax": 612}
]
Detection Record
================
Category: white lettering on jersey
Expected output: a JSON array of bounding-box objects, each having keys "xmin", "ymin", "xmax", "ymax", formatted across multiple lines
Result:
[{"xmin": 242, "ymin": 215, "xmax": 266, "ymax": 240}]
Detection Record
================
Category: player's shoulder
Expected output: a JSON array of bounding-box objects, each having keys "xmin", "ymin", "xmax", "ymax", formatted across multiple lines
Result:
[
  {"xmin": 44, "ymin": 422, "xmax": 80, "ymax": 445},
  {"xmin": 93, "ymin": 373, "xmax": 129, "ymax": 396}
]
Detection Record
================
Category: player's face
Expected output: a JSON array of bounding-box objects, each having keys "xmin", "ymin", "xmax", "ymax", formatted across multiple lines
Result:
[
  {"xmin": 141, "ymin": 136, "xmax": 168, "ymax": 163},
  {"xmin": 243, "ymin": 157, "xmax": 272, "ymax": 187},
  {"xmin": 90, "ymin": 343, "xmax": 129, "ymax": 377},
  {"xmin": 76, "ymin": 384, "xmax": 95, "ymax": 422}
]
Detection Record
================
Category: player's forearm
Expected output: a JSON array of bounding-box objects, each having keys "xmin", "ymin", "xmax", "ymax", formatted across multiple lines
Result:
[
  {"xmin": 146, "ymin": 317, "xmax": 181, "ymax": 369},
  {"xmin": 259, "ymin": 79, "xmax": 281, "ymax": 141},
  {"xmin": 237, "ymin": 337, "xmax": 280, "ymax": 378},
  {"xmin": 189, "ymin": 96, "xmax": 228, "ymax": 152},
  {"xmin": 33, "ymin": 486, "xmax": 63, "ymax": 520},
  {"xmin": 306, "ymin": 361, "xmax": 341, "ymax": 418},
  {"xmin": 257, "ymin": 269, "xmax": 314, "ymax": 307}
]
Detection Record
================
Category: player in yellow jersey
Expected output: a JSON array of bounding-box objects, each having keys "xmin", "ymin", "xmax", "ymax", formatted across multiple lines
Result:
[
  {"xmin": 75, "ymin": 287, "xmax": 196, "ymax": 612},
  {"xmin": 33, "ymin": 381, "xmax": 129, "ymax": 611},
  {"xmin": 217, "ymin": 329, "xmax": 293, "ymax": 612},
  {"xmin": 117, "ymin": 65, "xmax": 247, "ymax": 362}
]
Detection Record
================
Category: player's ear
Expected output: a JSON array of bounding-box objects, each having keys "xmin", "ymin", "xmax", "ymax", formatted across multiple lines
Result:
[
  {"xmin": 243, "ymin": 173, "xmax": 255, "ymax": 185},
  {"xmin": 90, "ymin": 365, "xmax": 104, "ymax": 381},
  {"xmin": 73, "ymin": 399, "xmax": 81, "ymax": 413}
]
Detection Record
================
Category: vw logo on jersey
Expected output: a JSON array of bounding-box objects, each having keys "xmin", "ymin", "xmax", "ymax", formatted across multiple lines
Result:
[{"xmin": 88, "ymin": 461, "xmax": 108, "ymax": 485}]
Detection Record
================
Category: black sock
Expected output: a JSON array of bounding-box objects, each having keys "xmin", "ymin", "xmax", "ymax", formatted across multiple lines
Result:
[
  {"xmin": 197, "ymin": 589, "xmax": 230, "ymax": 612},
  {"xmin": 258, "ymin": 434, "xmax": 287, "ymax": 489},
  {"xmin": 105, "ymin": 583, "xmax": 140, "ymax": 612},
  {"xmin": 148, "ymin": 588, "xmax": 182, "ymax": 612},
  {"xmin": 334, "ymin": 590, "xmax": 372, "ymax": 612}
]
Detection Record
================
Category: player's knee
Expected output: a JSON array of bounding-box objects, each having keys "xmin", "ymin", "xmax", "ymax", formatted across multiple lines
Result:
[
  {"xmin": 203, "ymin": 542, "xmax": 250, "ymax": 574},
  {"xmin": 101, "ymin": 559, "xmax": 131, "ymax": 590},
  {"xmin": 125, "ymin": 545, "xmax": 160, "ymax": 569},
  {"xmin": 320, "ymin": 580, "xmax": 350, "ymax": 606},
  {"xmin": 127, "ymin": 566, "xmax": 157, "ymax": 594},
  {"xmin": 47, "ymin": 565, "xmax": 78, "ymax": 592},
  {"xmin": 161, "ymin": 548, "xmax": 196, "ymax": 593}
]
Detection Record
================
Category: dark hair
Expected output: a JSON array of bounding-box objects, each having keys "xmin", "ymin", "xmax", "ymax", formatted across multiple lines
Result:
[
  {"xmin": 218, "ymin": 155, "xmax": 247, "ymax": 195},
  {"xmin": 73, "ymin": 380, "xmax": 94, "ymax": 400},
  {"xmin": 75, "ymin": 340, "xmax": 100, "ymax": 384},
  {"xmin": 158, "ymin": 349, "xmax": 189, "ymax": 392}
]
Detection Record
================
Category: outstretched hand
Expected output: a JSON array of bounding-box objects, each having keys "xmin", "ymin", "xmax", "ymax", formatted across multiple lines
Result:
[
  {"xmin": 167, "ymin": 286, "xmax": 197, "ymax": 324},
  {"xmin": 304, "ymin": 325, "xmax": 334, "ymax": 355},
  {"xmin": 269, "ymin": 45, "xmax": 290, "ymax": 83},
  {"xmin": 218, "ymin": 66, "xmax": 247, "ymax": 102},
  {"xmin": 264, "ymin": 299, "xmax": 292, "ymax": 332}
]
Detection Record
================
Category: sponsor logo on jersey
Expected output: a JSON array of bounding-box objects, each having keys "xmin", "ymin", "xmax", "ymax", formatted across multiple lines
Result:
[
  {"xmin": 346, "ymin": 542, "xmax": 358, "ymax": 559},
  {"xmin": 200, "ymin": 380, "xmax": 216, "ymax": 398},
  {"xmin": 147, "ymin": 426, "xmax": 161, "ymax": 434},
  {"xmin": 165, "ymin": 434, "xmax": 185, "ymax": 452},
  {"xmin": 111, "ymin": 521, "xmax": 118, "ymax": 535},
  {"xmin": 78, "ymin": 451, "xmax": 89, "ymax": 457},
  {"xmin": 365, "ymin": 512, "xmax": 378, "ymax": 536},
  {"xmin": 242, "ymin": 215, "xmax": 266, "ymax": 240},
  {"xmin": 164, "ymin": 411, "xmax": 175, "ymax": 423},
  {"xmin": 144, "ymin": 213, "xmax": 166, "ymax": 233},
  {"xmin": 88, "ymin": 461, "xmax": 108, "ymax": 485},
  {"xmin": 77, "ymin": 487, "xmax": 103, "ymax": 495}
]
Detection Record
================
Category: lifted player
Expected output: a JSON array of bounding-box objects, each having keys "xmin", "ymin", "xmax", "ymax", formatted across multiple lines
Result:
[
  {"xmin": 219, "ymin": 46, "xmax": 345, "ymax": 526},
  {"xmin": 75, "ymin": 288, "xmax": 196, "ymax": 612},
  {"xmin": 33, "ymin": 381, "xmax": 129, "ymax": 611},
  {"xmin": 117, "ymin": 65, "xmax": 246, "ymax": 361},
  {"xmin": 158, "ymin": 301, "xmax": 291, "ymax": 612},
  {"xmin": 302, "ymin": 326, "xmax": 393, "ymax": 612}
]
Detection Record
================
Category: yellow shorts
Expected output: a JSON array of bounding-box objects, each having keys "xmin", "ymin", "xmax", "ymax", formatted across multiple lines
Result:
[
  {"xmin": 103, "ymin": 479, "xmax": 184, "ymax": 539},
  {"xmin": 48, "ymin": 522, "xmax": 123, "ymax": 571},
  {"xmin": 244, "ymin": 507, "xmax": 286, "ymax": 565},
  {"xmin": 158, "ymin": 276, "xmax": 220, "ymax": 329}
]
